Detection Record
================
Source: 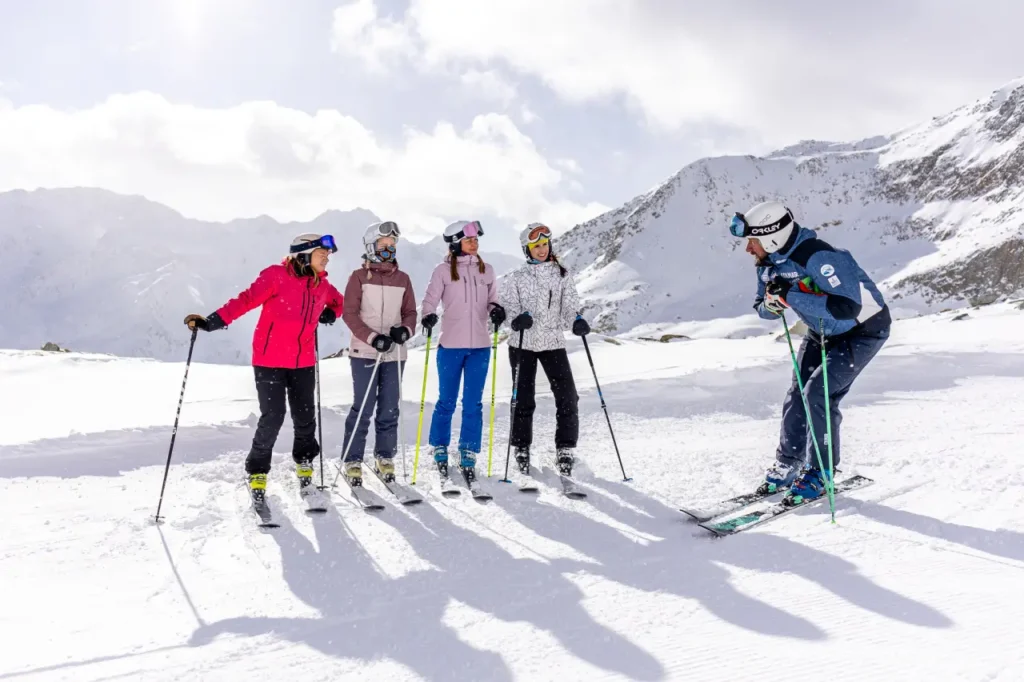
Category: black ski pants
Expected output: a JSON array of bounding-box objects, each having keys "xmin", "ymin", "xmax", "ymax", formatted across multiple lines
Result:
[
  {"xmin": 508, "ymin": 347, "xmax": 579, "ymax": 450},
  {"xmin": 246, "ymin": 366, "xmax": 319, "ymax": 475}
]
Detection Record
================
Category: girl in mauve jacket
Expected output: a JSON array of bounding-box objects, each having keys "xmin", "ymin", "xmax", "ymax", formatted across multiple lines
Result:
[
  {"xmin": 338, "ymin": 221, "xmax": 417, "ymax": 487},
  {"xmin": 184, "ymin": 233, "xmax": 344, "ymax": 510},
  {"xmin": 419, "ymin": 220, "xmax": 506, "ymax": 483}
]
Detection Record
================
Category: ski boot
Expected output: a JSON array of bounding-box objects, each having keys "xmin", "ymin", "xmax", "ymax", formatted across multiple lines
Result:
[
  {"xmin": 433, "ymin": 446, "xmax": 450, "ymax": 479},
  {"xmin": 248, "ymin": 473, "xmax": 268, "ymax": 508},
  {"xmin": 783, "ymin": 467, "xmax": 830, "ymax": 507},
  {"xmin": 295, "ymin": 460, "xmax": 316, "ymax": 496},
  {"xmin": 459, "ymin": 449, "xmax": 477, "ymax": 484},
  {"xmin": 375, "ymin": 455, "xmax": 396, "ymax": 483},
  {"xmin": 757, "ymin": 460, "xmax": 800, "ymax": 495},
  {"xmin": 556, "ymin": 448, "xmax": 575, "ymax": 477},
  {"xmin": 514, "ymin": 446, "xmax": 531, "ymax": 474},
  {"xmin": 342, "ymin": 460, "xmax": 363, "ymax": 487}
]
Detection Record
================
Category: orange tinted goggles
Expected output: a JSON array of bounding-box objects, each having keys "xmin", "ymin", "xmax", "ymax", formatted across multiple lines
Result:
[{"xmin": 526, "ymin": 225, "xmax": 552, "ymax": 244}]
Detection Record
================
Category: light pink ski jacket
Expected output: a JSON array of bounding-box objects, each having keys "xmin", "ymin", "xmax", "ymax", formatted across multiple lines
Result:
[{"xmin": 420, "ymin": 254, "xmax": 499, "ymax": 349}]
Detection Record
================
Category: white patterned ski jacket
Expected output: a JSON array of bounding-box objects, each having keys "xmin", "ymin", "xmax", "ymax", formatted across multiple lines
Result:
[{"xmin": 499, "ymin": 260, "xmax": 582, "ymax": 352}]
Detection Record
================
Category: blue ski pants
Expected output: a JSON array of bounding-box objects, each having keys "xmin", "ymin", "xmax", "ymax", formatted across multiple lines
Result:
[
  {"xmin": 428, "ymin": 346, "xmax": 491, "ymax": 453},
  {"xmin": 777, "ymin": 327, "xmax": 889, "ymax": 471}
]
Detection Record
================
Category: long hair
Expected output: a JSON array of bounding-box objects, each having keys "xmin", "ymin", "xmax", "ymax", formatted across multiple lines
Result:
[
  {"xmin": 549, "ymin": 253, "xmax": 568, "ymax": 278},
  {"xmin": 286, "ymin": 255, "xmax": 321, "ymax": 287},
  {"xmin": 449, "ymin": 252, "xmax": 486, "ymax": 281}
]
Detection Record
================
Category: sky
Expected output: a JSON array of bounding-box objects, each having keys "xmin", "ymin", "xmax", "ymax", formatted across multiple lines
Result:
[{"xmin": 1, "ymin": 0, "xmax": 1022, "ymax": 255}]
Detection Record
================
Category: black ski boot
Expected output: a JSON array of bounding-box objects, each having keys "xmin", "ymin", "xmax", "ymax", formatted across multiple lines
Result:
[
  {"xmin": 514, "ymin": 446, "xmax": 531, "ymax": 474},
  {"xmin": 556, "ymin": 448, "xmax": 575, "ymax": 477}
]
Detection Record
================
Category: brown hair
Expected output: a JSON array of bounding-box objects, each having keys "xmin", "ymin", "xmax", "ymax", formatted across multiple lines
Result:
[
  {"xmin": 549, "ymin": 253, "xmax": 568, "ymax": 278},
  {"xmin": 450, "ymin": 253, "xmax": 487, "ymax": 281},
  {"xmin": 286, "ymin": 256, "xmax": 321, "ymax": 287}
]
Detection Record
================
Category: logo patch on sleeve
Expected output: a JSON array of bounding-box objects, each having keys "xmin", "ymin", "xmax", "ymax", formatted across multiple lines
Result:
[{"xmin": 820, "ymin": 264, "xmax": 836, "ymax": 277}]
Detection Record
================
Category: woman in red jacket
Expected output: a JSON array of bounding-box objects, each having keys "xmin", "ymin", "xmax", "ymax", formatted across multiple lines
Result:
[{"xmin": 184, "ymin": 233, "xmax": 344, "ymax": 511}]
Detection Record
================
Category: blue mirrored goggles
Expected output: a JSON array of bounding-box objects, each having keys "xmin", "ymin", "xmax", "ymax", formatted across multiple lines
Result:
[
  {"xmin": 290, "ymin": 234, "xmax": 337, "ymax": 254},
  {"xmin": 730, "ymin": 213, "xmax": 750, "ymax": 238}
]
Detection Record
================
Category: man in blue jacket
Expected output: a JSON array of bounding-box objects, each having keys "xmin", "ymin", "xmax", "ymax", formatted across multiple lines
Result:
[{"xmin": 731, "ymin": 201, "xmax": 892, "ymax": 506}]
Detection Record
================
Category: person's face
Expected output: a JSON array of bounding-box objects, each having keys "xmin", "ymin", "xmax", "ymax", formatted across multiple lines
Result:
[
  {"xmin": 461, "ymin": 236, "xmax": 479, "ymax": 255},
  {"xmin": 746, "ymin": 238, "xmax": 768, "ymax": 261},
  {"xmin": 528, "ymin": 240, "xmax": 550, "ymax": 261},
  {"xmin": 310, "ymin": 247, "xmax": 330, "ymax": 272}
]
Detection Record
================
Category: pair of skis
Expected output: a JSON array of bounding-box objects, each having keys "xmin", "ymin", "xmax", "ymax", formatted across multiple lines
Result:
[
  {"xmin": 510, "ymin": 460, "xmax": 587, "ymax": 499},
  {"xmin": 249, "ymin": 481, "xmax": 331, "ymax": 529},
  {"xmin": 679, "ymin": 474, "xmax": 874, "ymax": 536}
]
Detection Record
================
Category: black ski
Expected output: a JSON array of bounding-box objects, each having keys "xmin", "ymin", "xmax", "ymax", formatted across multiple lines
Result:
[
  {"xmin": 698, "ymin": 475, "xmax": 875, "ymax": 537},
  {"xmin": 251, "ymin": 500, "xmax": 279, "ymax": 528},
  {"xmin": 679, "ymin": 488, "xmax": 778, "ymax": 523},
  {"xmin": 461, "ymin": 468, "xmax": 492, "ymax": 500},
  {"xmin": 332, "ymin": 465, "xmax": 386, "ymax": 511}
]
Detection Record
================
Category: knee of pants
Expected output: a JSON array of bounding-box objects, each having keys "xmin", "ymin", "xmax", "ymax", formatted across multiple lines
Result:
[{"xmin": 258, "ymin": 410, "xmax": 287, "ymax": 432}]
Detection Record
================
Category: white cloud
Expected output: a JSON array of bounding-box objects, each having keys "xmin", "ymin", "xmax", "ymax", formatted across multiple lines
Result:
[
  {"xmin": 0, "ymin": 92, "xmax": 605, "ymax": 238},
  {"xmin": 330, "ymin": 0, "xmax": 416, "ymax": 73},
  {"xmin": 519, "ymin": 104, "xmax": 539, "ymax": 125},
  {"xmin": 335, "ymin": 0, "xmax": 1024, "ymax": 150},
  {"xmin": 459, "ymin": 68, "xmax": 517, "ymax": 107}
]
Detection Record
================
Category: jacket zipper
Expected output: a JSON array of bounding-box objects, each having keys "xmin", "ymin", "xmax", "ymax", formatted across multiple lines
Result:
[
  {"xmin": 295, "ymin": 288, "xmax": 311, "ymax": 368},
  {"xmin": 262, "ymin": 322, "xmax": 275, "ymax": 355}
]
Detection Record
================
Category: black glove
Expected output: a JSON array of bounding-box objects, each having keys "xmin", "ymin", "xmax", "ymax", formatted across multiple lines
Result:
[
  {"xmin": 371, "ymin": 334, "xmax": 394, "ymax": 353},
  {"xmin": 421, "ymin": 313, "xmax": 438, "ymax": 332},
  {"xmin": 184, "ymin": 312, "xmax": 225, "ymax": 332},
  {"xmin": 764, "ymin": 279, "xmax": 791, "ymax": 315},
  {"xmin": 488, "ymin": 303, "xmax": 506, "ymax": 327},
  {"xmin": 572, "ymin": 316, "xmax": 590, "ymax": 336},
  {"xmin": 510, "ymin": 312, "xmax": 533, "ymax": 332},
  {"xmin": 319, "ymin": 308, "xmax": 337, "ymax": 325},
  {"xmin": 389, "ymin": 325, "xmax": 410, "ymax": 345}
]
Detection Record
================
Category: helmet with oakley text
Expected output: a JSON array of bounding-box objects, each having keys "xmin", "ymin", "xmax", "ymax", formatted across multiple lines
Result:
[{"xmin": 729, "ymin": 201, "xmax": 795, "ymax": 253}]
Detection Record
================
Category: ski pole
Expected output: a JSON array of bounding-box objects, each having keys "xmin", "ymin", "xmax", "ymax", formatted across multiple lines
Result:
[
  {"xmin": 315, "ymin": 329, "xmax": 327, "ymax": 490},
  {"xmin": 398, "ymin": 355, "xmax": 407, "ymax": 481},
  {"xmin": 819, "ymin": 318, "xmax": 838, "ymax": 520},
  {"xmin": 580, "ymin": 332, "xmax": 632, "ymax": 482},
  {"xmin": 154, "ymin": 327, "xmax": 198, "ymax": 523},
  {"xmin": 411, "ymin": 328, "xmax": 433, "ymax": 485},
  {"xmin": 779, "ymin": 313, "xmax": 834, "ymax": 518},
  {"xmin": 486, "ymin": 328, "xmax": 499, "ymax": 478},
  {"xmin": 332, "ymin": 352, "xmax": 383, "ymax": 487},
  {"xmin": 499, "ymin": 328, "xmax": 526, "ymax": 483}
]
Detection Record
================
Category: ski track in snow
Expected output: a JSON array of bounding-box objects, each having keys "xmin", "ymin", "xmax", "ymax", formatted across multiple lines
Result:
[{"xmin": 2, "ymin": 304, "xmax": 1024, "ymax": 681}]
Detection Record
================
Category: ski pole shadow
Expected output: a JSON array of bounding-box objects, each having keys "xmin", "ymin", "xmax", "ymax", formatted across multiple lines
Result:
[
  {"xmin": 847, "ymin": 499, "xmax": 1024, "ymax": 564},
  {"xmin": 374, "ymin": 497, "xmax": 667, "ymax": 681},
  {"xmin": 525, "ymin": 474, "xmax": 953, "ymax": 634},
  {"xmin": 492, "ymin": 473, "xmax": 826, "ymax": 642},
  {"xmin": 188, "ymin": 506, "xmax": 512, "ymax": 682}
]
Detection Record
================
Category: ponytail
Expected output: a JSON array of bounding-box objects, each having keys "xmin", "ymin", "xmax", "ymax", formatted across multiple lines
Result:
[{"xmin": 550, "ymin": 253, "xmax": 567, "ymax": 278}]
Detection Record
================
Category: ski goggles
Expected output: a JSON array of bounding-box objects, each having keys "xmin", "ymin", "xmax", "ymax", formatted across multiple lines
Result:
[
  {"xmin": 729, "ymin": 211, "xmax": 792, "ymax": 238},
  {"xmin": 373, "ymin": 220, "xmax": 401, "ymax": 239},
  {"xmin": 450, "ymin": 220, "xmax": 484, "ymax": 242},
  {"xmin": 525, "ymin": 224, "xmax": 552, "ymax": 245},
  {"xmin": 290, "ymin": 234, "xmax": 338, "ymax": 254}
]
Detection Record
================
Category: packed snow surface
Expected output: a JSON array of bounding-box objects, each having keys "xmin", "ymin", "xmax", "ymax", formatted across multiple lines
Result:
[{"xmin": 2, "ymin": 303, "xmax": 1024, "ymax": 681}]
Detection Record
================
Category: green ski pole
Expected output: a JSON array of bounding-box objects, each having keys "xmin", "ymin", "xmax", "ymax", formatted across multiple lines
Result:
[
  {"xmin": 819, "ymin": 319, "xmax": 838, "ymax": 521},
  {"xmin": 780, "ymin": 312, "xmax": 836, "ymax": 520},
  {"xmin": 411, "ymin": 329, "xmax": 433, "ymax": 485}
]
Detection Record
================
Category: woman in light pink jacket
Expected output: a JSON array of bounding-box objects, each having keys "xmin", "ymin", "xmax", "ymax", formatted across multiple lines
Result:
[{"xmin": 420, "ymin": 220, "xmax": 506, "ymax": 482}]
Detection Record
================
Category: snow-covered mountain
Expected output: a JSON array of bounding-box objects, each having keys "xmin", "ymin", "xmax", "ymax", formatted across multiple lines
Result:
[
  {"xmin": 557, "ymin": 77, "xmax": 1024, "ymax": 335},
  {"xmin": 0, "ymin": 188, "xmax": 521, "ymax": 363}
]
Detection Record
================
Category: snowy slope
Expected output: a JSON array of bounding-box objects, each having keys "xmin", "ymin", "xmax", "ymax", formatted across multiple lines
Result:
[
  {"xmin": 557, "ymin": 77, "xmax": 1024, "ymax": 335},
  {"xmin": 0, "ymin": 188, "xmax": 521, "ymax": 364},
  {"xmin": 2, "ymin": 302, "xmax": 1024, "ymax": 680}
]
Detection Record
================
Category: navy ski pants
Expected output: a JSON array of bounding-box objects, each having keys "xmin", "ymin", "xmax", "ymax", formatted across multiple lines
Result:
[
  {"xmin": 776, "ymin": 327, "xmax": 889, "ymax": 471},
  {"xmin": 342, "ymin": 357, "xmax": 405, "ymax": 463}
]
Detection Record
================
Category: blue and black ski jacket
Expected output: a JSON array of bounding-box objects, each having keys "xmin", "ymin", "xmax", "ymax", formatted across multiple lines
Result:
[{"xmin": 753, "ymin": 226, "xmax": 891, "ymax": 339}]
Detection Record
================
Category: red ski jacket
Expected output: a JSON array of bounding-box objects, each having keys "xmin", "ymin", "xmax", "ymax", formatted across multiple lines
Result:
[{"xmin": 216, "ymin": 262, "xmax": 344, "ymax": 369}]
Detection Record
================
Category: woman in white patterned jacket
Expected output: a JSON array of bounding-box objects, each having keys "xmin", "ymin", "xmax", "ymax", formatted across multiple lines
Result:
[{"xmin": 498, "ymin": 222, "xmax": 592, "ymax": 479}]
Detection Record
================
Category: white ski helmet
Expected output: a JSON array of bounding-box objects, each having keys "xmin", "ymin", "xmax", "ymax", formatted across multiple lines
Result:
[
  {"xmin": 362, "ymin": 220, "xmax": 400, "ymax": 262},
  {"xmin": 730, "ymin": 201, "xmax": 796, "ymax": 253},
  {"xmin": 519, "ymin": 222, "xmax": 553, "ymax": 259},
  {"xmin": 289, "ymin": 233, "xmax": 337, "ymax": 261},
  {"xmin": 443, "ymin": 220, "xmax": 483, "ymax": 256}
]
